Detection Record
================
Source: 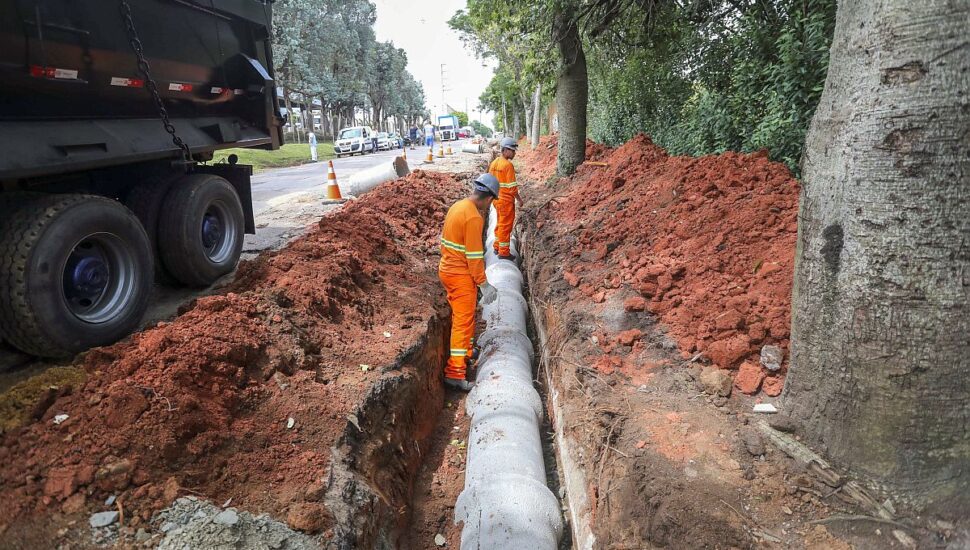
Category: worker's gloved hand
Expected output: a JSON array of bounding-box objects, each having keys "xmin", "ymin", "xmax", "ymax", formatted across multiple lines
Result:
[{"xmin": 479, "ymin": 282, "xmax": 498, "ymax": 305}]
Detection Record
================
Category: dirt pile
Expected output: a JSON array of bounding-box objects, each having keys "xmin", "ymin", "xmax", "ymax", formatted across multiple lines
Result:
[
  {"xmin": 534, "ymin": 134, "xmax": 799, "ymax": 395},
  {"xmin": 517, "ymin": 133, "xmax": 611, "ymax": 182},
  {"xmin": 0, "ymin": 170, "xmax": 465, "ymax": 540},
  {"xmin": 520, "ymin": 137, "xmax": 873, "ymax": 549}
]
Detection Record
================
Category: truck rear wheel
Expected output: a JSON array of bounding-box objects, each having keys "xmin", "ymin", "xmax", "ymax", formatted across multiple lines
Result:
[
  {"xmin": 0, "ymin": 194, "xmax": 154, "ymax": 358},
  {"xmin": 158, "ymin": 173, "xmax": 244, "ymax": 287}
]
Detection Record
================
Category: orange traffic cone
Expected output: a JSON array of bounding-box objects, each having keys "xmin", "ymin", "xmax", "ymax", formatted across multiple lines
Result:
[
  {"xmin": 402, "ymin": 148, "xmax": 407, "ymax": 160},
  {"xmin": 426, "ymin": 148, "xmax": 434, "ymax": 163},
  {"xmin": 437, "ymin": 145, "xmax": 445, "ymax": 158},
  {"xmin": 446, "ymin": 145, "xmax": 453, "ymax": 155},
  {"xmin": 324, "ymin": 160, "xmax": 346, "ymax": 203}
]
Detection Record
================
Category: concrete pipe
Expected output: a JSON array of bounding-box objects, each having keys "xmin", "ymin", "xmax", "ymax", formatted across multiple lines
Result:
[
  {"xmin": 454, "ymin": 206, "xmax": 562, "ymax": 549},
  {"xmin": 461, "ymin": 142, "xmax": 484, "ymax": 154},
  {"xmin": 344, "ymin": 156, "xmax": 409, "ymax": 197}
]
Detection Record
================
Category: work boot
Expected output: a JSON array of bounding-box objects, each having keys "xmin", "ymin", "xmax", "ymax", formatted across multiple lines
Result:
[
  {"xmin": 444, "ymin": 378, "xmax": 474, "ymax": 392},
  {"xmin": 498, "ymin": 253, "xmax": 517, "ymax": 261}
]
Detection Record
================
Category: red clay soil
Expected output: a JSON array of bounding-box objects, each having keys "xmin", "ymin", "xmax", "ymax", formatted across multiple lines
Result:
[
  {"xmin": 533, "ymin": 134, "xmax": 799, "ymax": 394},
  {"xmin": 518, "ymin": 133, "xmax": 611, "ymax": 183},
  {"xmin": 0, "ymin": 170, "xmax": 465, "ymax": 541}
]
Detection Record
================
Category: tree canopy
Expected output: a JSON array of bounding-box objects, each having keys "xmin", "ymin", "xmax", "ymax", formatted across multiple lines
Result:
[
  {"xmin": 272, "ymin": 0, "xmax": 427, "ymax": 138},
  {"xmin": 452, "ymin": 0, "xmax": 836, "ymax": 174}
]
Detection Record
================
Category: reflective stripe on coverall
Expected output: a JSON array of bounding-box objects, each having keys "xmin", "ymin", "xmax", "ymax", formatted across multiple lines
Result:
[
  {"xmin": 439, "ymin": 198, "xmax": 486, "ymax": 380},
  {"xmin": 488, "ymin": 156, "xmax": 518, "ymax": 256}
]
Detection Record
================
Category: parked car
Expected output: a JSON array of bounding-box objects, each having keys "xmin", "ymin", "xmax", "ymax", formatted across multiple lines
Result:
[
  {"xmin": 388, "ymin": 132, "xmax": 405, "ymax": 148},
  {"xmin": 376, "ymin": 132, "xmax": 392, "ymax": 151},
  {"xmin": 334, "ymin": 126, "xmax": 375, "ymax": 157}
]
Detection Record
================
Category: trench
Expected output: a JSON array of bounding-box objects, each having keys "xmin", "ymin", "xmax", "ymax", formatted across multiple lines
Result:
[
  {"xmin": 528, "ymin": 295, "xmax": 574, "ymax": 550},
  {"xmin": 321, "ymin": 297, "xmax": 572, "ymax": 550},
  {"xmin": 521, "ymin": 237, "xmax": 591, "ymax": 550},
  {"xmin": 315, "ymin": 312, "xmax": 449, "ymax": 549},
  {"xmin": 329, "ymin": 234, "xmax": 576, "ymax": 549}
]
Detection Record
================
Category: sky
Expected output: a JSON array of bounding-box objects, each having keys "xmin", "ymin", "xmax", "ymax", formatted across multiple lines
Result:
[{"xmin": 372, "ymin": 0, "xmax": 497, "ymax": 125}]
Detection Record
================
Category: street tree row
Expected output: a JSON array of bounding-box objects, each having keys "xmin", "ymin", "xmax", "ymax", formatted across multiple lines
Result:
[{"xmin": 273, "ymin": 0, "xmax": 427, "ymax": 141}]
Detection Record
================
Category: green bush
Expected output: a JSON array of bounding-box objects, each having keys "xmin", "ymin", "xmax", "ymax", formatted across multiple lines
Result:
[{"xmin": 586, "ymin": 0, "xmax": 836, "ymax": 175}]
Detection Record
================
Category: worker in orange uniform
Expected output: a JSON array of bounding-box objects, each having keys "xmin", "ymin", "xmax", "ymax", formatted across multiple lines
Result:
[
  {"xmin": 439, "ymin": 173, "xmax": 501, "ymax": 391},
  {"xmin": 489, "ymin": 137, "xmax": 524, "ymax": 260}
]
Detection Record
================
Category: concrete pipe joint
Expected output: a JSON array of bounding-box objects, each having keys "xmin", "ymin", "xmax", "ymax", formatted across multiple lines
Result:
[
  {"xmin": 454, "ymin": 205, "xmax": 562, "ymax": 549},
  {"xmin": 461, "ymin": 142, "xmax": 484, "ymax": 154},
  {"xmin": 344, "ymin": 156, "xmax": 409, "ymax": 196}
]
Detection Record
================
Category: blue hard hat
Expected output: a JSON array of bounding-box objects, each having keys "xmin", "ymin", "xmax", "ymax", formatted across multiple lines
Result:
[
  {"xmin": 500, "ymin": 137, "xmax": 518, "ymax": 151},
  {"xmin": 473, "ymin": 173, "xmax": 500, "ymax": 198}
]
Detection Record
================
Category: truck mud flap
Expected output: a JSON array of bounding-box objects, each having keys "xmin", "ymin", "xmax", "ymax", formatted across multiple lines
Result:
[{"xmin": 196, "ymin": 163, "xmax": 256, "ymax": 234}]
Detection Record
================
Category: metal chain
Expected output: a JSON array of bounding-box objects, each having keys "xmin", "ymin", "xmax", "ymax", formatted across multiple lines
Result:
[{"xmin": 118, "ymin": 0, "xmax": 193, "ymax": 165}]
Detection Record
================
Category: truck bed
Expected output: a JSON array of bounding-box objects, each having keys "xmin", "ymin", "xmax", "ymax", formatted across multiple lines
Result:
[{"xmin": 0, "ymin": 0, "xmax": 281, "ymax": 180}]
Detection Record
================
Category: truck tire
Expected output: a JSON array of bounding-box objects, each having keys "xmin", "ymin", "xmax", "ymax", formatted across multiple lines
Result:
[
  {"xmin": 0, "ymin": 192, "xmax": 41, "ymax": 343},
  {"xmin": 158, "ymin": 173, "xmax": 244, "ymax": 287},
  {"xmin": 124, "ymin": 178, "xmax": 177, "ymax": 285},
  {"xmin": 0, "ymin": 194, "xmax": 154, "ymax": 358}
]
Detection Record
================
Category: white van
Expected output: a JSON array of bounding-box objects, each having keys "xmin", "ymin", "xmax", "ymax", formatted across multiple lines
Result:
[{"xmin": 334, "ymin": 126, "xmax": 376, "ymax": 157}]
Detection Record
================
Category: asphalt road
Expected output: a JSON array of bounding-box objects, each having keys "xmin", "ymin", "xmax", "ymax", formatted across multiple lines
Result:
[{"xmin": 251, "ymin": 143, "xmax": 410, "ymax": 212}]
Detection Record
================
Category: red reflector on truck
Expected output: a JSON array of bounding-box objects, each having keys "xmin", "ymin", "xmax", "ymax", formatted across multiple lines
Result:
[
  {"xmin": 168, "ymin": 83, "xmax": 193, "ymax": 92},
  {"xmin": 110, "ymin": 77, "xmax": 145, "ymax": 88},
  {"xmin": 30, "ymin": 66, "xmax": 78, "ymax": 80}
]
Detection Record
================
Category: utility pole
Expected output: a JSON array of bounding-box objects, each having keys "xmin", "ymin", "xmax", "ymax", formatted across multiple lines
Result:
[{"xmin": 439, "ymin": 64, "xmax": 449, "ymax": 117}]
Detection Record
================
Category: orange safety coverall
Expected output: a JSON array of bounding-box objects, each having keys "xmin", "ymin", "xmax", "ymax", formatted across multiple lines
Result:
[
  {"xmin": 438, "ymin": 198, "xmax": 487, "ymax": 380},
  {"xmin": 488, "ymin": 156, "xmax": 518, "ymax": 256}
]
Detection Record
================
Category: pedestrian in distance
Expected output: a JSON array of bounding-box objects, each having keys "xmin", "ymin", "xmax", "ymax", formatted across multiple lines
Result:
[
  {"xmin": 438, "ymin": 173, "xmax": 501, "ymax": 391},
  {"xmin": 488, "ymin": 137, "xmax": 523, "ymax": 260},
  {"xmin": 409, "ymin": 124, "xmax": 419, "ymax": 149},
  {"xmin": 308, "ymin": 131, "xmax": 318, "ymax": 162},
  {"xmin": 424, "ymin": 121, "xmax": 435, "ymax": 149}
]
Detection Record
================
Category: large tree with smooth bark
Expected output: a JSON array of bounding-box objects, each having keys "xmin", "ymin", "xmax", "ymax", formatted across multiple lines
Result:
[
  {"xmin": 553, "ymin": 11, "xmax": 588, "ymax": 176},
  {"xmin": 784, "ymin": 0, "xmax": 969, "ymax": 516},
  {"xmin": 550, "ymin": 0, "xmax": 661, "ymax": 176}
]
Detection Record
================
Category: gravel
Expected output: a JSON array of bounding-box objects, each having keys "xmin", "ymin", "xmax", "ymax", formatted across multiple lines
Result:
[
  {"xmin": 153, "ymin": 497, "xmax": 320, "ymax": 550},
  {"xmin": 89, "ymin": 511, "xmax": 119, "ymax": 528}
]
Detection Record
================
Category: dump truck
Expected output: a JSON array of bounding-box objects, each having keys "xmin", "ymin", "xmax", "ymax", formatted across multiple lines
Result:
[
  {"xmin": 0, "ymin": 0, "xmax": 282, "ymax": 358},
  {"xmin": 437, "ymin": 114, "xmax": 459, "ymax": 141}
]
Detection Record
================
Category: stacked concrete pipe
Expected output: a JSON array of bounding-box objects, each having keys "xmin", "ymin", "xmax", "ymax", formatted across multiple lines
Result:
[
  {"xmin": 461, "ymin": 142, "xmax": 484, "ymax": 154},
  {"xmin": 454, "ymin": 206, "xmax": 563, "ymax": 549},
  {"xmin": 344, "ymin": 156, "xmax": 409, "ymax": 196}
]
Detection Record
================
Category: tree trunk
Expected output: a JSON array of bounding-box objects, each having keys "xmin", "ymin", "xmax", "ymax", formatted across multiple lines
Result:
[
  {"xmin": 554, "ymin": 14, "xmax": 587, "ymax": 176},
  {"xmin": 521, "ymin": 91, "xmax": 532, "ymax": 144},
  {"xmin": 531, "ymin": 82, "xmax": 542, "ymax": 147},
  {"xmin": 784, "ymin": 0, "xmax": 969, "ymax": 517},
  {"xmin": 502, "ymin": 98, "xmax": 509, "ymax": 134},
  {"xmin": 511, "ymin": 103, "xmax": 520, "ymax": 139},
  {"xmin": 283, "ymin": 90, "xmax": 294, "ymax": 144}
]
